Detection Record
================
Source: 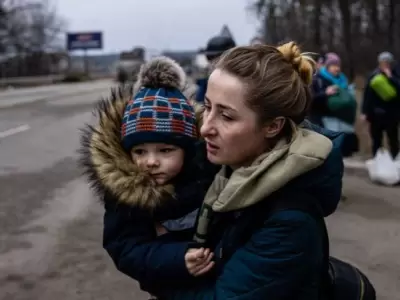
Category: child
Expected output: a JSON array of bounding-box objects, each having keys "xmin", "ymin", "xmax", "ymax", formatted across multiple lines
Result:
[{"xmin": 79, "ymin": 56, "xmax": 217, "ymax": 294}]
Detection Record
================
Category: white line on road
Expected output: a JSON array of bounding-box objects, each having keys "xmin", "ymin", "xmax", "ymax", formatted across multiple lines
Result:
[{"xmin": 0, "ymin": 124, "xmax": 31, "ymax": 139}]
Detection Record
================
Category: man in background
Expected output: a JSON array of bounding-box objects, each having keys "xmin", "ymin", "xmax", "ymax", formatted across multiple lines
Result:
[
  {"xmin": 195, "ymin": 35, "xmax": 236, "ymax": 102},
  {"xmin": 361, "ymin": 51, "xmax": 400, "ymax": 158}
]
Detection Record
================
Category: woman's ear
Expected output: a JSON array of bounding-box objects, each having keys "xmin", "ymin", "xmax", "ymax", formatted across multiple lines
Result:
[{"xmin": 264, "ymin": 117, "xmax": 286, "ymax": 138}]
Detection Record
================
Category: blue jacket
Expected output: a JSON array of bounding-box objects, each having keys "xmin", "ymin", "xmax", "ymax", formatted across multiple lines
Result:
[
  {"xmin": 195, "ymin": 77, "xmax": 208, "ymax": 103},
  {"xmin": 154, "ymin": 124, "xmax": 344, "ymax": 300}
]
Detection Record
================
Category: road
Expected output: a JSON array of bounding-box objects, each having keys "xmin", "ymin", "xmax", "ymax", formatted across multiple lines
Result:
[
  {"xmin": 0, "ymin": 81, "xmax": 149, "ymax": 300},
  {"xmin": 0, "ymin": 81, "xmax": 399, "ymax": 299}
]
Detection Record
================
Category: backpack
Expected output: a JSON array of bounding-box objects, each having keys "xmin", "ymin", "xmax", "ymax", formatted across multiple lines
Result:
[
  {"xmin": 237, "ymin": 191, "xmax": 376, "ymax": 300},
  {"xmin": 369, "ymin": 73, "xmax": 397, "ymax": 102}
]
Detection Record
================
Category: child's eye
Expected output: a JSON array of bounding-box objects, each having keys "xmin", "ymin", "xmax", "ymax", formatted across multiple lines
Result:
[
  {"xmin": 161, "ymin": 148, "xmax": 175, "ymax": 153},
  {"xmin": 132, "ymin": 149, "xmax": 145, "ymax": 155}
]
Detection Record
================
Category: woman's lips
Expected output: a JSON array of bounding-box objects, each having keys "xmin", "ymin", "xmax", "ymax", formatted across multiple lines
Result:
[{"xmin": 206, "ymin": 142, "xmax": 219, "ymax": 154}]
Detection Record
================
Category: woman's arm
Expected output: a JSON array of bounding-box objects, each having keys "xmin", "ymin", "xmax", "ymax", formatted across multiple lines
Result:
[{"xmin": 157, "ymin": 210, "xmax": 322, "ymax": 300}]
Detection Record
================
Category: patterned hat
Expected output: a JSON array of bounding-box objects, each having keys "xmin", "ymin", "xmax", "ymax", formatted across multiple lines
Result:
[{"xmin": 121, "ymin": 57, "xmax": 198, "ymax": 153}]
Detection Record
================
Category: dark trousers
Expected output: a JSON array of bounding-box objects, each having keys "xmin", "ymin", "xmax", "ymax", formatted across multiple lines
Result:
[{"xmin": 370, "ymin": 118, "xmax": 399, "ymax": 158}]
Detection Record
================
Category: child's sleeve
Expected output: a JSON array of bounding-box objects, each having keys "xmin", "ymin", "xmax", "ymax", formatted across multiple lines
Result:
[{"xmin": 102, "ymin": 194, "xmax": 194, "ymax": 292}]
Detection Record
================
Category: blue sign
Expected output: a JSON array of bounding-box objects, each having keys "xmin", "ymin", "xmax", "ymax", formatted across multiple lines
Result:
[{"xmin": 67, "ymin": 32, "xmax": 103, "ymax": 50}]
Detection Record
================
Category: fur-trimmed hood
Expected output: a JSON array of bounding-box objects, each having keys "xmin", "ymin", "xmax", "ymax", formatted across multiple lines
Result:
[{"xmin": 79, "ymin": 57, "xmax": 204, "ymax": 211}]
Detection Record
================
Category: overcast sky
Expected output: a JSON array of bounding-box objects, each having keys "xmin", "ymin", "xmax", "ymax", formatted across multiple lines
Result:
[{"xmin": 55, "ymin": 0, "xmax": 259, "ymax": 54}]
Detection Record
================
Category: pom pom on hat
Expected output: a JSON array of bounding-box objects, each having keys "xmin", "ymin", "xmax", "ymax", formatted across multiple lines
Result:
[{"xmin": 136, "ymin": 56, "xmax": 186, "ymax": 90}]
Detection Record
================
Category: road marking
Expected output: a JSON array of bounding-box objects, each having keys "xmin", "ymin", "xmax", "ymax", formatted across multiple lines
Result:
[{"xmin": 0, "ymin": 124, "xmax": 30, "ymax": 139}]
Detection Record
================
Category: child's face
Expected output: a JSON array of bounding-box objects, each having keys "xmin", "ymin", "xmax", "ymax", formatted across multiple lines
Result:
[{"xmin": 131, "ymin": 143, "xmax": 185, "ymax": 185}]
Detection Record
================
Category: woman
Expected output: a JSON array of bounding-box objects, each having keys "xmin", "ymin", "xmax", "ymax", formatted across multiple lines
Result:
[
  {"xmin": 104, "ymin": 42, "xmax": 344, "ymax": 299},
  {"xmin": 311, "ymin": 52, "xmax": 358, "ymax": 157}
]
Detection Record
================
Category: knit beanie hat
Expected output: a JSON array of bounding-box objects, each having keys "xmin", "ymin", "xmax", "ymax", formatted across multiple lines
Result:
[
  {"xmin": 121, "ymin": 57, "xmax": 198, "ymax": 153},
  {"xmin": 325, "ymin": 52, "xmax": 341, "ymax": 67}
]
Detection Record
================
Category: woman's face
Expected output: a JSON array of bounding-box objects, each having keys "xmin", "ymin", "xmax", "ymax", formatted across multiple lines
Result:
[
  {"xmin": 201, "ymin": 69, "xmax": 282, "ymax": 169},
  {"xmin": 327, "ymin": 64, "xmax": 341, "ymax": 76}
]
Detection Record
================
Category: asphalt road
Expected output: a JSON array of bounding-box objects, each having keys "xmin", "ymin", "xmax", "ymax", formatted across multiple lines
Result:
[
  {"xmin": 0, "ymin": 81, "xmax": 149, "ymax": 300},
  {"xmin": 0, "ymin": 81, "xmax": 398, "ymax": 299}
]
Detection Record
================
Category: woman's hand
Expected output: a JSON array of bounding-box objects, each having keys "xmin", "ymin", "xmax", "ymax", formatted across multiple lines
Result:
[
  {"xmin": 325, "ymin": 85, "xmax": 338, "ymax": 95},
  {"xmin": 185, "ymin": 248, "xmax": 215, "ymax": 276}
]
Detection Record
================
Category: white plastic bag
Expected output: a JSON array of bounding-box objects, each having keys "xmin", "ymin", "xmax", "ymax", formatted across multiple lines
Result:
[{"xmin": 366, "ymin": 149, "xmax": 400, "ymax": 185}]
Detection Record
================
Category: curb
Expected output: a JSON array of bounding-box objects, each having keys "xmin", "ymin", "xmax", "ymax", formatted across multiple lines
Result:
[{"xmin": 343, "ymin": 158, "xmax": 368, "ymax": 177}]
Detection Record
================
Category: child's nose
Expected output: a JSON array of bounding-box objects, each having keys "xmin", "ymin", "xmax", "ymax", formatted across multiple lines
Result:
[{"xmin": 146, "ymin": 155, "xmax": 160, "ymax": 168}]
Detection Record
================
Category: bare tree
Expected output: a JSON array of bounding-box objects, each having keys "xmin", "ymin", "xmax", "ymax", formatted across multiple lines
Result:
[
  {"xmin": 248, "ymin": 0, "xmax": 400, "ymax": 78},
  {"xmin": 0, "ymin": 0, "xmax": 66, "ymax": 76}
]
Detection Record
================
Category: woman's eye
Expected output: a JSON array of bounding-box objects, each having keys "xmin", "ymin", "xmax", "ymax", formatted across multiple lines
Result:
[
  {"xmin": 204, "ymin": 105, "xmax": 211, "ymax": 111},
  {"xmin": 222, "ymin": 114, "xmax": 233, "ymax": 121}
]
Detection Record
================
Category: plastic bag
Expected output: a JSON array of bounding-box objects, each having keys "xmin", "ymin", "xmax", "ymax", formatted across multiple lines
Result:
[{"xmin": 366, "ymin": 149, "xmax": 400, "ymax": 185}]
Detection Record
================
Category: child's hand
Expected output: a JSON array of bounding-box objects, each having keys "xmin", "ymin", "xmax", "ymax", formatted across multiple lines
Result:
[{"xmin": 185, "ymin": 247, "xmax": 214, "ymax": 276}]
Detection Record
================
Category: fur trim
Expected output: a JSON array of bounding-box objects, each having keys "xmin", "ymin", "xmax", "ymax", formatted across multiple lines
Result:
[
  {"xmin": 136, "ymin": 56, "xmax": 186, "ymax": 90},
  {"xmin": 78, "ymin": 85, "xmax": 204, "ymax": 209},
  {"xmin": 79, "ymin": 86, "xmax": 174, "ymax": 209}
]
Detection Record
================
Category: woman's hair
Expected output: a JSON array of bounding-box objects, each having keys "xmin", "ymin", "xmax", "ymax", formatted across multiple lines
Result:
[{"xmin": 213, "ymin": 41, "xmax": 316, "ymax": 125}]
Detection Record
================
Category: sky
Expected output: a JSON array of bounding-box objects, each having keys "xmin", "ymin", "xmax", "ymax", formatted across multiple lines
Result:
[{"xmin": 55, "ymin": 0, "xmax": 260, "ymax": 54}]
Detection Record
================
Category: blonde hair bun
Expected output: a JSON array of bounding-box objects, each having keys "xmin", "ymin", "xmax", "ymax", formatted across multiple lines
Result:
[{"xmin": 277, "ymin": 41, "xmax": 315, "ymax": 86}]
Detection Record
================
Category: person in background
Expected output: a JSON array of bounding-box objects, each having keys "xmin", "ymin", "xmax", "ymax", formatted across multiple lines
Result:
[
  {"xmin": 361, "ymin": 51, "xmax": 400, "ymax": 159},
  {"xmin": 310, "ymin": 52, "xmax": 358, "ymax": 158},
  {"xmin": 195, "ymin": 35, "xmax": 236, "ymax": 103}
]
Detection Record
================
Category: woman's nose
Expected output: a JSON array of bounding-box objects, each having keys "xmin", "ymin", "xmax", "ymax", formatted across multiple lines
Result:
[{"xmin": 200, "ymin": 113, "xmax": 216, "ymax": 137}]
